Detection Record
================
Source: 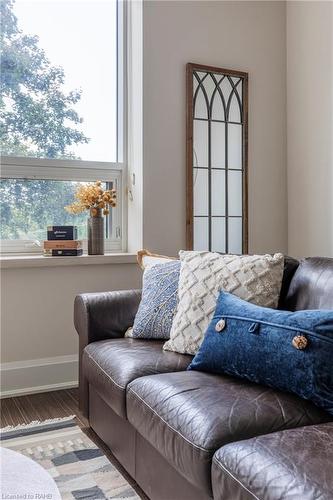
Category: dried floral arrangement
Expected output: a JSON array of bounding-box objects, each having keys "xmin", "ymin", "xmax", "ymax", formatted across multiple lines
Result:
[{"xmin": 65, "ymin": 181, "xmax": 117, "ymax": 216}]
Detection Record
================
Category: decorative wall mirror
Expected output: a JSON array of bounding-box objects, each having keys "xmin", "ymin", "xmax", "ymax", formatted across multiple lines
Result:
[{"xmin": 186, "ymin": 63, "xmax": 248, "ymax": 253}]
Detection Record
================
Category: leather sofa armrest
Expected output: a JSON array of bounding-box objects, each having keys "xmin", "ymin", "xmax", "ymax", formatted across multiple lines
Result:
[
  {"xmin": 74, "ymin": 289, "xmax": 141, "ymax": 417},
  {"xmin": 74, "ymin": 289, "xmax": 142, "ymax": 345}
]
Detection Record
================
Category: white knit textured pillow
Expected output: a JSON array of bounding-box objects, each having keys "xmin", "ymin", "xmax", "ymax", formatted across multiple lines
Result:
[{"xmin": 163, "ymin": 251, "xmax": 284, "ymax": 355}]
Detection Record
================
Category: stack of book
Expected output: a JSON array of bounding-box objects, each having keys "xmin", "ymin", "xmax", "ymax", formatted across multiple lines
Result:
[{"xmin": 43, "ymin": 226, "xmax": 83, "ymax": 257}]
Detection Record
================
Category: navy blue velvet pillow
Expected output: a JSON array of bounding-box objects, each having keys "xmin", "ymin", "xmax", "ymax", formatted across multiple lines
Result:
[
  {"xmin": 132, "ymin": 260, "xmax": 180, "ymax": 339},
  {"xmin": 189, "ymin": 292, "xmax": 333, "ymax": 415}
]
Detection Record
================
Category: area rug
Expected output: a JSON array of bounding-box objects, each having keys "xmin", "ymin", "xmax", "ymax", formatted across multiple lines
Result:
[{"xmin": 0, "ymin": 417, "xmax": 140, "ymax": 499}]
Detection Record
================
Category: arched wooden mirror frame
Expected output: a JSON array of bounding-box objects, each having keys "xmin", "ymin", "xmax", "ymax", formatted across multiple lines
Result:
[{"xmin": 186, "ymin": 63, "xmax": 248, "ymax": 253}]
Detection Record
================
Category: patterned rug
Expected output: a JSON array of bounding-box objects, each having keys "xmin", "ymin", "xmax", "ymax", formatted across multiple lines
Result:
[{"xmin": 0, "ymin": 417, "xmax": 140, "ymax": 499}]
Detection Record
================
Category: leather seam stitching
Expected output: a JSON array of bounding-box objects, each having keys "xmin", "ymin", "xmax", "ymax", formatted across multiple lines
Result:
[
  {"xmin": 212, "ymin": 457, "xmax": 260, "ymax": 500},
  {"xmin": 84, "ymin": 351, "xmax": 126, "ymax": 390},
  {"xmin": 128, "ymin": 387, "xmax": 213, "ymax": 453}
]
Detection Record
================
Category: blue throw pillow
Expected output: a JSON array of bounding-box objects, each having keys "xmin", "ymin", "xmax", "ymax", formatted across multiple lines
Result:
[
  {"xmin": 132, "ymin": 260, "xmax": 180, "ymax": 339},
  {"xmin": 188, "ymin": 291, "xmax": 333, "ymax": 414}
]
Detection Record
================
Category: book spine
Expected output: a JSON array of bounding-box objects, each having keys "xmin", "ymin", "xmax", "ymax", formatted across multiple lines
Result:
[
  {"xmin": 44, "ymin": 240, "xmax": 82, "ymax": 250},
  {"xmin": 47, "ymin": 226, "xmax": 78, "ymax": 240},
  {"xmin": 44, "ymin": 249, "xmax": 83, "ymax": 257}
]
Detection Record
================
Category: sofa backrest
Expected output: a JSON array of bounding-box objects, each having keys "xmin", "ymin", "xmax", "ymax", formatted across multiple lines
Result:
[
  {"xmin": 283, "ymin": 257, "xmax": 333, "ymax": 311},
  {"xmin": 278, "ymin": 256, "xmax": 300, "ymax": 309}
]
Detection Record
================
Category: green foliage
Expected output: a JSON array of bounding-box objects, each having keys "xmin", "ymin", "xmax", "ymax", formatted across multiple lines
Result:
[
  {"xmin": 0, "ymin": 0, "xmax": 89, "ymax": 158},
  {"xmin": 0, "ymin": 0, "xmax": 91, "ymax": 241},
  {"xmin": 0, "ymin": 179, "xmax": 87, "ymax": 240}
]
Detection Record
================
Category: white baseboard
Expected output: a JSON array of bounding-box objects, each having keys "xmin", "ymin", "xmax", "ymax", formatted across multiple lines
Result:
[{"xmin": 0, "ymin": 354, "xmax": 78, "ymax": 398}]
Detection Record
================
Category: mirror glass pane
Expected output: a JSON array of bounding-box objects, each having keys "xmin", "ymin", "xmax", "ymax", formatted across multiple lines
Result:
[
  {"xmin": 228, "ymin": 170, "xmax": 242, "ymax": 216},
  {"xmin": 193, "ymin": 168, "xmax": 208, "ymax": 216},
  {"xmin": 228, "ymin": 124, "xmax": 242, "ymax": 169},
  {"xmin": 193, "ymin": 120, "xmax": 208, "ymax": 168},
  {"xmin": 211, "ymin": 122, "xmax": 225, "ymax": 168},
  {"xmin": 193, "ymin": 78, "xmax": 199, "ymax": 94},
  {"xmin": 211, "ymin": 76, "xmax": 225, "ymax": 121},
  {"xmin": 193, "ymin": 217, "xmax": 209, "ymax": 250},
  {"xmin": 220, "ymin": 77, "xmax": 233, "ymax": 105},
  {"xmin": 194, "ymin": 81, "xmax": 208, "ymax": 119},
  {"xmin": 228, "ymin": 81, "xmax": 242, "ymax": 123},
  {"xmin": 212, "ymin": 217, "xmax": 225, "ymax": 253},
  {"xmin": 228, "ymin": 217, "xmax": 242, "ymax": 254},
  {"xmin": 203, "ymin": 73, "xmax": 215, "ymax": 103},
  {"xmin": 212, "ymin": 169, "xmax": 225, "ymax": 216},
  {"xmin": 212, "ymin": 217, "xmax": 226, "ymax": 253}
]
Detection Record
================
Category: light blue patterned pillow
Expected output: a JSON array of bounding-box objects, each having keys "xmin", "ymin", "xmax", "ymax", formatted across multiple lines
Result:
[{"xmin": 132, "ymin": 260, "xmax": 180, "ymax": 339}]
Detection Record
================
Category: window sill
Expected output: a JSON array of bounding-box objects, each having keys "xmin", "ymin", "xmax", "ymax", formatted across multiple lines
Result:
[{"xmin": 0, "ymin": 252, "xmax": 137, "ymax": 269}]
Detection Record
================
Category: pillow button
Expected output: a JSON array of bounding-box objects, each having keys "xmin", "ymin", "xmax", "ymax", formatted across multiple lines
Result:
[
  {"xmin": 215, "ymin": 319, "xmax": 226, "ymax": 332},
  {"xmin": 292, "ymin": 335, "xmax": 308, "ymax": 350}
]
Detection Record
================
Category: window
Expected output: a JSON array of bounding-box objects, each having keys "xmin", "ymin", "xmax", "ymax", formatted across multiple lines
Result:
[{"xmin": 0, "ymin": 0, "xmax": 126, "ymax": 254}]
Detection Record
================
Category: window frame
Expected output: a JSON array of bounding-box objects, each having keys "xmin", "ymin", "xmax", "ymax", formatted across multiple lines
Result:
[
  {"xmin": 0, "ymin": 0, "xmax": 127, "ymax": 255},
  {"xmin": 186, "ymin": 62, "xmax": 248, "ymax": 254}
]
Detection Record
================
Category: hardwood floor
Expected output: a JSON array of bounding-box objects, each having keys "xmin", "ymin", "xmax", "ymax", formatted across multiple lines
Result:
[
  {"xmin": 1, "ymin": 388, "xmax": 148, "ymax": 499},
  {"xmin": 1, "ymin": 388, "xmax": 86, "ymax": 428}
]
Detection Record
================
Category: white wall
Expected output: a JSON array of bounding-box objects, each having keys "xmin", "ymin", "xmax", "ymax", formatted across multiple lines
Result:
[
  {"xmin": 287, "ymin": 1, "xmax": 333, "ymax": 257},
  {"xmin": 143, "ymin": 0, "xmax": 288, "ymax": 256},
  {"xmin": 1, "ymin": 264, "xmax": 141, "ymax": 362},
  {"xmin": 1, "ymin": 263, "xmax": 141, "ymax": 395}
]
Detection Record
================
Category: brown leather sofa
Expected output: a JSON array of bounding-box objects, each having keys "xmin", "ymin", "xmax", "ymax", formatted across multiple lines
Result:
[{"xmin": 74, "ymin": 257, "xmax": 333, "ymax": 500}]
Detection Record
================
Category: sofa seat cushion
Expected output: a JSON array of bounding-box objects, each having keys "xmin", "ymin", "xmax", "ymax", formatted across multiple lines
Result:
[
  {"xmin": 126, "ymin": 371, "xmax": 331, "ymax": 496},
  {"xmin": 212, "ymin": 422, "xmax": 333, "ymax": 500},
  {"xmin": 83, "ymin": 338, "xmax": 192, "ymax": 418}
]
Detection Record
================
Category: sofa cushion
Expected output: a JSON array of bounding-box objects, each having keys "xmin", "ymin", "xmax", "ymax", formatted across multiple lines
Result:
[
  {"xmin": 126, "ymin": 371, "xmax": 330, "ymax": 496},
  {"xmin": 189, "ymin": 291, "xmax": 333, "ymax": 414},
  {"xmin": 83, "ymin": 338, "xmax": 191, "ymax": 418},
  {"xmin": 132, "ymin": 260, "xmax": 180, "ymax": 339},
  {"xmin": 163, "ymin": 251, "xmax": 284, "ymax": 356},
  {"xmin": 284, "ymin": 257, "xmax": 333, "ymax": 310},
  {"xmin": 212, "ymin": 422, "xmax": 333, "ymax": 500}
]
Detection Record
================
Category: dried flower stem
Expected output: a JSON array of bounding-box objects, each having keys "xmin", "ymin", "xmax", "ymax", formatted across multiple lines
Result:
[{"xmin": 65, "ymin": 181, "xmax": 117, "ymax": 216}]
